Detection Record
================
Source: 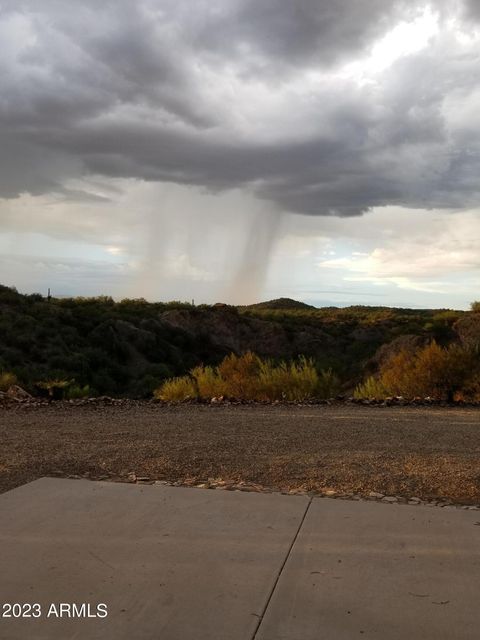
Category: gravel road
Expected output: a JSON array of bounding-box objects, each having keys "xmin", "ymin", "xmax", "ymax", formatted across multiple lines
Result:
[{"xmin": 1, "ymin": 403, "xmax": 480, "ymax": 502}]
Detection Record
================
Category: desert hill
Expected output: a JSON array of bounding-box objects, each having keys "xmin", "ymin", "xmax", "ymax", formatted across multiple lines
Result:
[
  {"xmin": 0, "ymin": 284, "xmax": 476, "ymax": 397},
  {"xmin": 242, "ymin": 297, "xmax": 316, "ymax": 310}
]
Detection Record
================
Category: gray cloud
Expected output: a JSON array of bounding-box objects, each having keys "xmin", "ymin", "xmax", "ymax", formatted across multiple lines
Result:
[
  {"xmin": 462, "ymin": 0, "xmax": 480, "ymax": 21},
  {"xmin": 1, "ymin": 1, "xmax": 480, "ymax": 216},
  {"xmin": 193, "ymin": 0, "xmax": 423, "ymax": 71}
]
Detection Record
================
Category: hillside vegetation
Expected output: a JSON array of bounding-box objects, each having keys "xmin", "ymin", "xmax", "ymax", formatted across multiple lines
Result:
[
  {"xmin": 1, "ymin": 284, "xmax": 479, "ymax": 399},
  {"xmin": 156, "ymin": 352, "xmax": 339, "ymax": 402}
]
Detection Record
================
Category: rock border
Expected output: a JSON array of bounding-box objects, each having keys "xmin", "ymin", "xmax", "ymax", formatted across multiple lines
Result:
[
  {"xmin": 55, "ymin": 473, "xmax": 480, "ymax": 510},
  {"xmin": 2, "ymin": 394, "xmax": 480, "ymax": 409}
]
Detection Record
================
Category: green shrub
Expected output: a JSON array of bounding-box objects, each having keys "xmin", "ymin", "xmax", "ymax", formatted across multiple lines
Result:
[
  {"xmin": 66, "ymin": 384, "xmax": 91, "ymax": 399},
  {"xmin": 316, "ymin": 368, "xmax": 341, "ymax": 399},
  {"xmin": 36, "ymin": 378, "xmax": 73, "ymax": 399},
  {"xmin": 131, "ymin": 375, "xmax": 163, "ymax": 398}
]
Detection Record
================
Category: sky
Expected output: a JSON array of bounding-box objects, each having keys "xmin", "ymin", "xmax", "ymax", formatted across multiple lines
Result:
[{"xmin": 1, "ymin": 0, "xmax": 480, "ymax": 308}]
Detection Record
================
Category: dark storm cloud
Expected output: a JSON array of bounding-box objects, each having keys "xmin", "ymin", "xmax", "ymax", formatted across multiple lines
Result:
[
  {"xmin": 1, "ymin": 0, "xmax": 480, "ymax": 215},
  {"xmin": 194, "ymin": 0, "xmax": 421, "ymax": 70}
]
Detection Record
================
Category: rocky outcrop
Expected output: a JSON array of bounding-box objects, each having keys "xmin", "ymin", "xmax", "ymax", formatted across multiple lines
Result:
[
  {"xmin": 6, "ymin": 385, "xmax": 33, "ymax": 401},
  {"xmin": 160, "ymin": 307, "xmax": 336, "ymax": 359},
  {"xmin": 370, "ymin": 334, "xmax": 429, "ymax": 368},
  {"xmin": 160, "ymin": 308, "xmax": 292, "ymax": 357},
  {"xmin": 454, "ymin": 315, "xmax": 480, "ymax": 349}
]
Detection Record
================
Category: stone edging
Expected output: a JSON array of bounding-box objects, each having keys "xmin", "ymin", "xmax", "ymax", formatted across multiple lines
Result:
[{"xmin": 57, "ymin": 474, "xmax": 480, "ymax": 510}]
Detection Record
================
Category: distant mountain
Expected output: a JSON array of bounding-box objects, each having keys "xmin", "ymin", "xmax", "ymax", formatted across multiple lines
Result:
[{"xmin": 243, "ymin": 297, "xmax": 316, "ymax": 310}]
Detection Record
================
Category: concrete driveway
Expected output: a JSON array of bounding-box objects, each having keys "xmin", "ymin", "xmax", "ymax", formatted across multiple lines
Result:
[{"xmin": 1, "ymin": 479, "xmax": 479, "ymax": 639}]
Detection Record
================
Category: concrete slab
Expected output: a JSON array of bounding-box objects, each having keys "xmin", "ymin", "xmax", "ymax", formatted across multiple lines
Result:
[
  {"xmin": 0, "ymin": 478, "xmax": 308, "ymax": 640},
  {"xmin": 256, "ymin": 498, "xmax": 480, "ymax": 640}
]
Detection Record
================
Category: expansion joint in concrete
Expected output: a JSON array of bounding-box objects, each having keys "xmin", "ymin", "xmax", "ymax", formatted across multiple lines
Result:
[{"xmin": 251, "ymin": 496, "xmax": 313, "ymax": 639}]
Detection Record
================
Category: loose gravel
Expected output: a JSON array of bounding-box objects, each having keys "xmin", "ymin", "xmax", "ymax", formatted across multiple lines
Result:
[{"xmin": 1, "ymin": 403, "xmax": 480, "ymax": 506}]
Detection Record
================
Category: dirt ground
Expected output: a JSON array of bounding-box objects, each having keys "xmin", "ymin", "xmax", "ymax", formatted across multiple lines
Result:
[{"xmin": 1, "ymin": 403, "xmax": 480, "ymax": 503}]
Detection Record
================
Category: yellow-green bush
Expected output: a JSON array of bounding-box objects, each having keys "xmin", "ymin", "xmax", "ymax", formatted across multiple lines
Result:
[
  {"xmin": 0, "ymin": 371, "xmax": 18, "ymax": 391},
  {"xmin": 36, "ymin": 378, "xmax": 73, "ymax": 399},
  {"xmin": 257, "ymin": 359, "xmax": 289, "ymax": 400},
  {"xmin": 155, "ymin": 352, "xmax": 339, "ymax": 402},
  {"xmin": 191, "ymin": 365, "xmax": 227, "ymax": 400},
  {"xmin": 154, "ymin": 376, "xmax": 197, "ymax": 402},
  {"xmin": 316, "ymin": 368, "xmax": 341, "ymax": 399},
  {"xmin": 353, "ymin": 376, "xmax": 389, "ymax": 400},
  {"xmin": 257, "ymin": 356, "xmax": 320, "ymax": 401}
]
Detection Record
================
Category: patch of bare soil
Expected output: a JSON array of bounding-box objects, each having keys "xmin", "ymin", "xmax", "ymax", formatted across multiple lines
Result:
[{"xmin": 1, "ymin": 403, "xmax": 480, "ymax": 503}]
